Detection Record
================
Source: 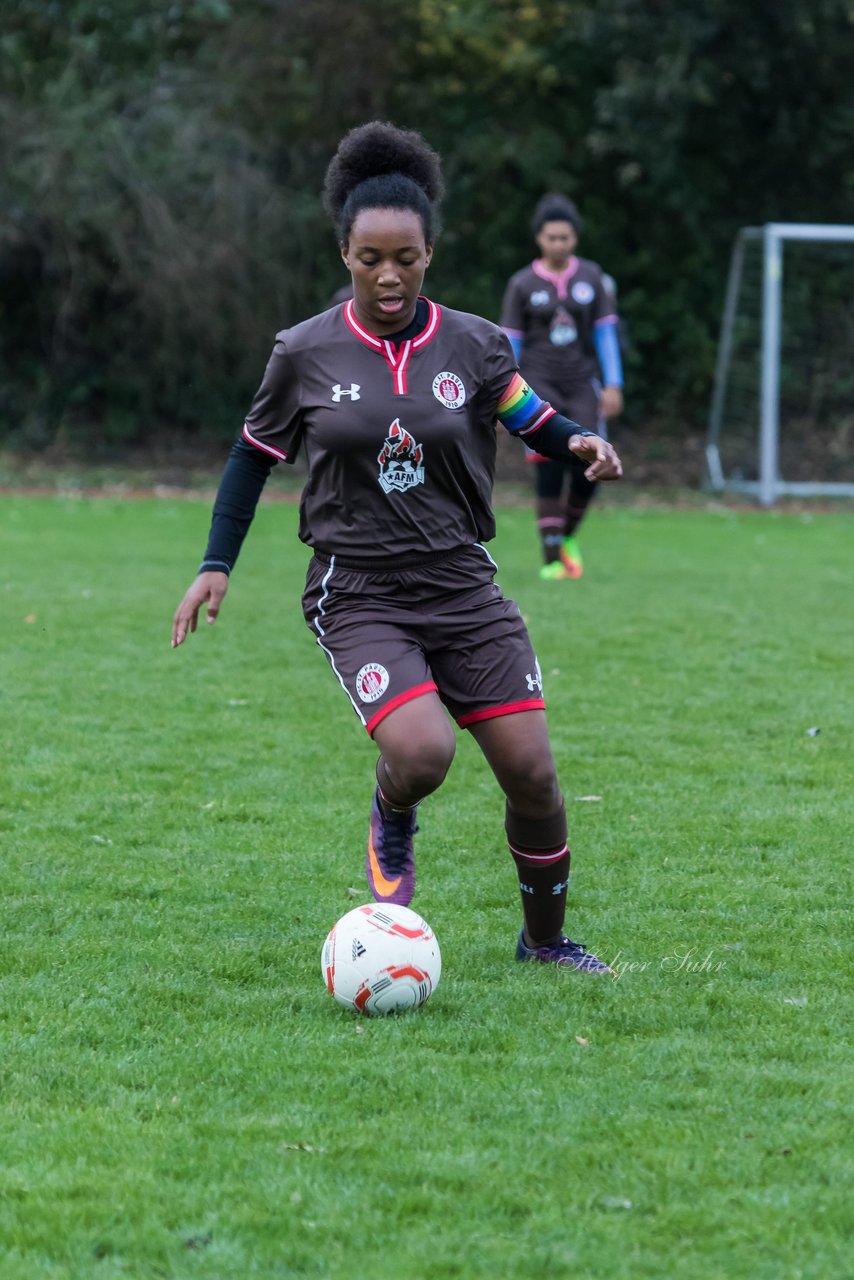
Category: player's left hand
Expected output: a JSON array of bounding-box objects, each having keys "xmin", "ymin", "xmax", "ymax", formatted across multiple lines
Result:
[{"xmin": 569, "ymin": 434, "xmax": 623, "ymax": 481}]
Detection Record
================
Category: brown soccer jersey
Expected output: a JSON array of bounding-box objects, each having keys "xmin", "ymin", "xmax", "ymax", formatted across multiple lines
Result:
[
  {"xmin": 242, "ymin": 298, "xmax": 532, "ymax": 561},
  {"xmin": 499, "ymin": 257, "xmax": 616, "ymax": 400}
]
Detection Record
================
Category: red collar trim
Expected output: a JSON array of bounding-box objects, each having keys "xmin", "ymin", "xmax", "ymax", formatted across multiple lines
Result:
[
  {"xmin": 344, "ymin": 298, "xmax": 382, "ymax": 349},
  {"xmin": 343, "ymin": 297, "xmax": 440, "ymax": 351},
  {"xmin": 412, "ymin": 298, "xmax": 441, "ymax": 347},
  {"xmin": 342, "ymin": 298, "xmax": 440, "ymax": 395}
]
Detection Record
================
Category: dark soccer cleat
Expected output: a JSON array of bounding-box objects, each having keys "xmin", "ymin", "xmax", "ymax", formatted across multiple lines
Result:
[
  {"xmin": 366, "ymin": 788, "xmax": 418, "ymax": 906},
  {"xmin": 515, "ymin": 930, "xmax": 614, "ymax": 975}
]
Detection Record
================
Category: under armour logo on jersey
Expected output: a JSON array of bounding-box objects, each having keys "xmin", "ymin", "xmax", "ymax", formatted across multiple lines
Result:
[
  {"xmin": 332, "ymin": 383, "xmax": 360, "ymax": 401},
  {"xmin": 525, "ymin": 665, "xmax": 543, "ymax": 694}
]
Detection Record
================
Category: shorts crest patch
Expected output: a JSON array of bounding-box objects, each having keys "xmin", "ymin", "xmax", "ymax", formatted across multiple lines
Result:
[
  {"xmin": 432, "ymin": 371, "xmax": 466, "ymax": 409},
  {"xmin": 356, "ymin": 663, "xmax": 390, "ymax": 703}
]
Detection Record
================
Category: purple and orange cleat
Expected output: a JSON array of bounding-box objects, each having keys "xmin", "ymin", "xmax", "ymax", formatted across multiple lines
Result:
[
  {"xmin": 366, "ymin": 788, "xmax": 419, "ymax": 906},
  {"xmin": 515, "ymin": 930, "xmax": 614, "ymax": 975}
]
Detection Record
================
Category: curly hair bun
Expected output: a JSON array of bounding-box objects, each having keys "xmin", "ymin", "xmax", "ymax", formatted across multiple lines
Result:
[
  {"xmin": 532, "ymin": 193, "xmax": 582, "ymax": 235},
  {"xmin": 324, "ymin": 121, "xmax": 444, "ymax": 219}
]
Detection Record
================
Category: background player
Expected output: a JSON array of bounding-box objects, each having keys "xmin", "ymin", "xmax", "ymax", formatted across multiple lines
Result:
[
  {"xmin": 326, "ymin": 281, "xmax": 353, "ymax": 307},
  {"xmin": 500, "ymin": 193, "xmax": 624, "ymax": 579},
  {"xmin": 172, "ymin": 122, "xmax": 623, "ymax": 974}
]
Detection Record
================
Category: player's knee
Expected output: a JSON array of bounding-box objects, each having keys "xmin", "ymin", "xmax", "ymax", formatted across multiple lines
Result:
[
  {"xmin": 504, "ymin": 755, "xmax": 561, "ymax": 811},
  {"xmin": 406, "ymin": 735, "xmax": 456, "ymax": 795},
  {"xmin": 390, "ymin": 730, "xmax": 455, "ymax": 797}
]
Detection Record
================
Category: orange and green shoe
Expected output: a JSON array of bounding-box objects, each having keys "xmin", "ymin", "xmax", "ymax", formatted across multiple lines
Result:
[
  {"xmin": 539, "ymin": 561, "xmax": 571, "ymax": 581},
  {"xmin": 560, "ymin": 536, "xmax": 584, "ymax": 578}
]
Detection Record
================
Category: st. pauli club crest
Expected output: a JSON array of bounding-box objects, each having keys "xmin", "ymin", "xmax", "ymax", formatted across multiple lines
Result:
[
  {"xmin": 432, "ymin": 371, "xmax": 466, "ymax": 409},
  {"xmin": 355, "ymin": 662, "xmax": 390, "ymax": 703}
]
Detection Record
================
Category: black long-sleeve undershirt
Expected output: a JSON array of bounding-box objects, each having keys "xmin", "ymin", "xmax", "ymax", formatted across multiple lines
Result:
[
  {"xmin": 524, "ymin": 413, "xmax": 596, "ymax": 463},
  {"xmin": 199, "ymin": 438, "xmax": 275, "ymax": 574}
]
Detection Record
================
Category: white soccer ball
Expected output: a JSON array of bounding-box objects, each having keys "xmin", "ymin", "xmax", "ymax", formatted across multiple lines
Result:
[{"xmin": 321, "ymin": 903, "xmax": 441, "ymax": 1016}]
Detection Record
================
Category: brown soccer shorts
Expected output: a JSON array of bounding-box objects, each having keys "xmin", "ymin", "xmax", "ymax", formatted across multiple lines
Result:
[{"xmin": 302, "ymin": 544, "xmax": 546, "ymax": 736}]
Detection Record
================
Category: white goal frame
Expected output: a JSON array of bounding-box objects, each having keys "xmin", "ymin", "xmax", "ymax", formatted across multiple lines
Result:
[{"xmin": 705, "ymin": 222, "xmax": 854, "ymax": 505}]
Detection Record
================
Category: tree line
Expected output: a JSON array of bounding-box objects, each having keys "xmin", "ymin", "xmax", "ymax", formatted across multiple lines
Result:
[{"xmin": 1, "ymin": 0, "xmax": 851, "ymax": 455}]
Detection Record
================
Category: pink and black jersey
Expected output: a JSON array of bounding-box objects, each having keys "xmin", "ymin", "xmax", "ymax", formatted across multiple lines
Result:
[
  {"xmin": 241, "ymin": 298, "xmax": 552, "ymax": 561},
  {"xmin": 500, "ymin": 257, "xmax": 618, "ymax": 397}
]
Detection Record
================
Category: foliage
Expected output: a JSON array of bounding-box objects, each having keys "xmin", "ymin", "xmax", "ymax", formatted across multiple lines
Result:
[{"xmin": 0, "ymin": 0, "xmax": 852, "ymax": 448}]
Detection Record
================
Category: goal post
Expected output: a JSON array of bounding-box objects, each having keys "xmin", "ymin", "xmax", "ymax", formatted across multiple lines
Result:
[{"xmin": 705, "ymin": 222, "xmax": 854, "ymax": 505}]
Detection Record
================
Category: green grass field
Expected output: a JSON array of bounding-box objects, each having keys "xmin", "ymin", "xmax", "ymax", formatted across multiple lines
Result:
[{"xmin": 1, "ymin": 491, "xmax": 851, "ymax": 1279}]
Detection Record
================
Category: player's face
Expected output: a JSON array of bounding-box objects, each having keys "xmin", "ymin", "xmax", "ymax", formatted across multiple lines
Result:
[
  {"xmin": 343, "ymin": 208, "xmax": 433, "ymax": 335},
  {"xmin": 536, "ymin": 220, "xmax": 577, "ymax": 270}
]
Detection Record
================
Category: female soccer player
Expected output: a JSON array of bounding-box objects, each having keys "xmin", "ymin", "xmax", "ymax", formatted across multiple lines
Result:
[
  {"xmin": 172, "ymin": 123, "xmax": 623, "ymax": 974},
  {"xmin": 500, "ymin": 193, "xmax": 624, "ymax": 580}
]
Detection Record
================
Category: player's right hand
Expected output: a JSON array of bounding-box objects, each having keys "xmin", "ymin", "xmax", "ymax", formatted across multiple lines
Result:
[
  {"xmin": 598, "ymin": 386, "xmax": 624, "ymax": 420},
  {"xmin": 171, "ymin": 571, "xmax": 229, "ymax": 648}
]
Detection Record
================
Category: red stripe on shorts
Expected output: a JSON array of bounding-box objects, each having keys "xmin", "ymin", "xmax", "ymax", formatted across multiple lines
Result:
[
  {"xmin": 365, "ymin": 681, "xmax": 439, "ymax": 736},
  {"xmin": 456, "ymin": 698, "xmax": 546, "ymax": 728}
]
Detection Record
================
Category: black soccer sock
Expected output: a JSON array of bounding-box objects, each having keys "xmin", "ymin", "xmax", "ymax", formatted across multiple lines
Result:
[
  {"xmin": 564, "ymin": 475, "xmax": 598, "ymax": 538},
  {"xmin": 535, "ymin": 460, "xmax": 567, "ymax": 564},
  {"xmin": 536, "ymin": 499, "xmax": 565, "ymax": 564},
  {"xmin": 505, "ymin": 801, "xmax": 570, "ymax": 945}
]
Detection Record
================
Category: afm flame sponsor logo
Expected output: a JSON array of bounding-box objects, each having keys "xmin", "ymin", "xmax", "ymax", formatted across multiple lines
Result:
[
  {"xmin": 549, "ymin": 307, "xmax": 577, "ymax": 346},
  {"xmin": 377, "ymin": 419, "xmax": 425, "ymax": 494}
]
